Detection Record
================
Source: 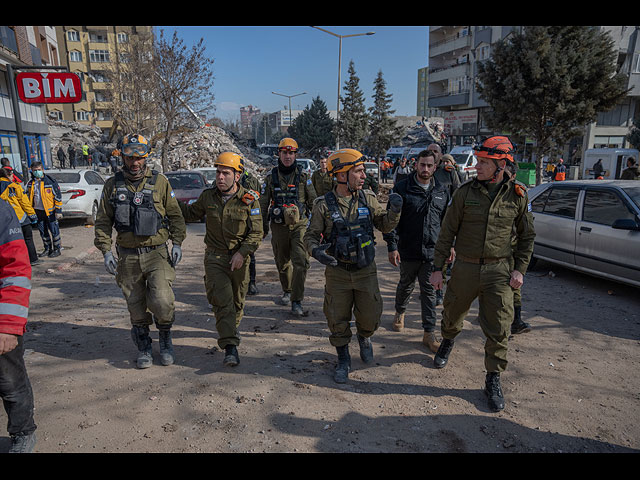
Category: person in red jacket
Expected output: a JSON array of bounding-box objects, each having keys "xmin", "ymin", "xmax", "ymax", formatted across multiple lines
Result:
[{"xmin": 0, "ymin": 199, "xmax": 37, "ymax": 453}]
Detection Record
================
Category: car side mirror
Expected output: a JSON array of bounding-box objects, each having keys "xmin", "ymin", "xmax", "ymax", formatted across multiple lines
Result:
[{"xmin": 611, "ymin": 218, "xmax": 640, "ymax": 231}]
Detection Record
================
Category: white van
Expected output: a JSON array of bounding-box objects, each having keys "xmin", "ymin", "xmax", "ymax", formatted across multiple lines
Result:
[
  {"xmin": 448, "ymin": 145, "xmax": 478, "ymax": 181},
  {"xmin": 582, "ymin": 148, "xmax": 639, "ymax": 179},
  {"xmin": 385, "ymin": 146, "xmax": 408, "ymax": 162}
]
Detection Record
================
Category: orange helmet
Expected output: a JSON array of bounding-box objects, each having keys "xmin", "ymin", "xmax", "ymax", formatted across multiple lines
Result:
[
  {"xmin": 327, "ymin": 148, "xmax": 365, "ymax": 176},
  {"xmin": 214, "ymin": 152, "xmax": 243, "ymax": 172},
  {"xmin": 278, "ymin": 137, "xmax": 298, "ymax": 152},
  {"xmin": 474, "ymin": 136, "xmax": 515, "ymax": 163}
]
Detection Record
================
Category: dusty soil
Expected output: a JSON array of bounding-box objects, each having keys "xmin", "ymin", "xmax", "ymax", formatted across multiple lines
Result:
[{"xmin": 2, "ymin": 211, "xmax": 639, "ymax": 453}]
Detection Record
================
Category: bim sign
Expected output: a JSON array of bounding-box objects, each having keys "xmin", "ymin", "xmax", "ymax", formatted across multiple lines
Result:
[{"xmin": 16, "ymin": 72, "xmax": 82, "ymax": 104}]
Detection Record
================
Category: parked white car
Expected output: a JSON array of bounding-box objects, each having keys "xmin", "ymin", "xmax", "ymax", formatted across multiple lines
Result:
[
  {"xmin": 45, "ymin": 169, "xmax": 105, "ymax": 225},
  {"xmin": 193, "ymin": 167, "xmax": 217, "ymax": 185},
  {"xmin": 527, "ymin": 180, "xmax": 640, "ymax": 287},
  {"xmin": 296, "ymin": 159, "xmax": 316, "ymax": 176}
]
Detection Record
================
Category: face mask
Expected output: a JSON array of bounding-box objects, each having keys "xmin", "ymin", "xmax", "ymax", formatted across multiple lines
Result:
[{"xmin": 33, "ymin": 170, "xmax": 44, "ymax": 178}]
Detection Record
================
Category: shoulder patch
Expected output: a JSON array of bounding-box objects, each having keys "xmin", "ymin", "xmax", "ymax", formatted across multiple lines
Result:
[
  {"xmin": 514, "ymin": 181, "xmax": 527, "ymax": 198},
  {"xmin": 242, "ymin": 189, "xmax": 260, "ymax": 205}
]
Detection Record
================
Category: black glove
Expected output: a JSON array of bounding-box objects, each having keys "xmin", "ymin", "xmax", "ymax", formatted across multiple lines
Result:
[
  {"xmin": 388, "ymin": 192, "xmax": 403, "ymax": 213},
  {"xmin": 312, "ymin": 243, "xmax": 337, "ymax": 267}
]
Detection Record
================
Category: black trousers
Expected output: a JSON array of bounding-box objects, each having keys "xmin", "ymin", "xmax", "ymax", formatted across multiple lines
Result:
[
  {"xmin": 0, "ymin": 336, "xmax": 36, "ymax": 436},
  {"xmin": 21, "ymin": 223, "xmax": 38, "ymax": 264},
  {"xmin": 394, "ymin": 259, "xmax": 437, "ymax": 332}
]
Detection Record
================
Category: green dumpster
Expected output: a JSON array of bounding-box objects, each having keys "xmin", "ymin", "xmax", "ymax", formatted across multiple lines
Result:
[{"xmin": 516, "ymin": 162, "xmax": 536, "ymax": 186}]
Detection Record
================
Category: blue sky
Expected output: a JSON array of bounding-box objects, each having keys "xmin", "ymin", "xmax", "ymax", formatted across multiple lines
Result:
[{"xmin": 158, "ymin": 26, "xmax": 429, "ymax": 122}]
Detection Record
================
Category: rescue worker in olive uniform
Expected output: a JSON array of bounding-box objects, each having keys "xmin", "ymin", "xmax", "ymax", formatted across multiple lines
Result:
[
  {"xmin": 259, "ymin": 138, "xmax": 317, "ymax": 315},
  {"xmin": 504, "ymin": 161, "xmax": 531, "ymax": 335},
  {"xmin": 311, "ymin": 156, "xmax": 335, "ymax": 197},
  {"xmin": 304, "ymin": 149, "xmax": 403, "ymax": 384},
  {"xmin": 239, "ymin": 166, "xmax": 262, "ymax": 295},
  {"xmin": 429, "ymin": 136, "xmax": 535, "ymax": 412},
  {"xmin": 179, "ymin": 152, "xmax": 263, "ymax": 366},
  {"xmin": 94, "ymin": 134, "xmax": 186, "ymax": 369}
]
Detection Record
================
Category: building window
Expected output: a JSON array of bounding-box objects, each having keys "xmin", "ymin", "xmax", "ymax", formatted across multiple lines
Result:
[
  {"xmin": 67, "ymin": 30, "xmax": 80, "ymax": 42},
  {"xmin": 632, "ymin": 53, "xmax": 640, "ymax": 74},
  {"xmin": 89, "ymin": 50, "xmax": 110, "ymax": 63},
  {"xmin": 117, "ymin": 32, "xmax": 129, "ymax": 43},
  {"xmin": 69, "ymin": 51, "xmax": 82, "ymax": 62},
  {"xmin": 89, "ymin": 32, "xmax": 108, "ymax": 43},
  {"xmin": 76, "ymin": 111, "xmax": 91, "ymax": 121}
]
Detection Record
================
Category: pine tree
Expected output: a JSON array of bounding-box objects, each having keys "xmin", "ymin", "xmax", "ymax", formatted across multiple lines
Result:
[
  {"xmin": 288, "ymin": 96, "xmax": 335, "ymax": 158},
  {"xmin": 366, "ymin": 70, "xmax": 403, "ymax": 159},
  {"xmin": 476, "ymin": 26, "xmax": 628, "ymax": 185},
  {"xmin": 336, "ymin": 60, "xmax": 369, "ymax": 149}
]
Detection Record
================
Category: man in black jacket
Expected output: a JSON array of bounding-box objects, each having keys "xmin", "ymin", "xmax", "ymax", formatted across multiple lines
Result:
[{"xmin": 384, "ymin": 150, "xmax": 451, "ymax": 353}]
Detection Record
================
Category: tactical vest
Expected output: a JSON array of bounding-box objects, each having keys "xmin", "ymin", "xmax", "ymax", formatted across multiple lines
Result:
[
  {"xmin": 269, "ymin": 166, "xmax": 304, "ymax": 224},
  {"xmin": 325, "ymin": 190, "xmax": 376, "ymax": 270},
  {"xmin": 110, "ymin": 171, "xmax": 167, "ymax": 236}
]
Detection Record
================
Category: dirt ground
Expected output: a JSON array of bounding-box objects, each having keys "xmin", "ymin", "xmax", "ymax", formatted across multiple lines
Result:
[{"xmin": 2, "ymin": 212, "xmax": 639, "ymax": 454}]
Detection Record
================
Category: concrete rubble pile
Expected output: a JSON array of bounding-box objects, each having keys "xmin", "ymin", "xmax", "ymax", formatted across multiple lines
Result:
[
  {"xmin": 47, "ymin": 119, "xmax": 111, "ymax": 166},
  {"xmin": 155, "ymin": 125, "xmax": 272, "ymax": 178},
  {"xmin": 401, "ymin": 118, "xmax": 444, "ymax": 147}
]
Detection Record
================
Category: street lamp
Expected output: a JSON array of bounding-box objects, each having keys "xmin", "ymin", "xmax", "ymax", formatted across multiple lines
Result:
[
  {"xmin": 310, "ymin": 26, "xmax": 375, "ymax": 150},
  {"xmin": 271, "ymin": 91, "xmax": 307, "ymax": 133}
]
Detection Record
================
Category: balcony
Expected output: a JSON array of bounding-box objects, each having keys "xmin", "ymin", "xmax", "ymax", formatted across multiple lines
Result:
[
  {"xmin": 429, "ymin": 90, "xmax": 470, "ymax": 108},
  {"xmin": 430, "ymin": 34, "xmax": 472, "ymax": 58},
  {"xmin": 429, "ymin": 63, "xmax": 470, "ymax": 83}
]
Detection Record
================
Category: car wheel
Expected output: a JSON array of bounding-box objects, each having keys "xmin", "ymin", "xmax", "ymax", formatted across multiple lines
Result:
[{"xmin": 87, "ymin": 201, "xmax": 98, "ymax": 225}]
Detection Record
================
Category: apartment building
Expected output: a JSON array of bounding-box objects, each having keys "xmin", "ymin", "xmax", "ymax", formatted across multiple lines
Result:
[
  {"xmin": 428, "ymin": 26, "xmax": 640, "ymax": 162},
  {"xmin": 0, "ymin": 26, "xmax": 60, "ymax": 171},
  {"xmin": 51, "ymin": 26, "xmax": 153, "ymax": 137}
]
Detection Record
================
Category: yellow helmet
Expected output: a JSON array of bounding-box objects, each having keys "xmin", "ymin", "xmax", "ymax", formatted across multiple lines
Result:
[
  {"xmin": 214, "ymin": 152, "xmax": 243, "ymax": 172},
  {"xmin": 278, "ymin": 137, "xmax": 298, "ymax": 152},
  {"xmin": 122, "ymin": 134, "xmax": 150, "ymax": 158},
  {"xmin": 327, "ymin": 148, "xmax": 364, "ymax": 176}
]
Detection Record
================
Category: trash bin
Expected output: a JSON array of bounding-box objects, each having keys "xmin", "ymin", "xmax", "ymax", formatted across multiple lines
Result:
[{"xmin": 516, "ymin": 162, "xmax": 536, "ymax": 186}]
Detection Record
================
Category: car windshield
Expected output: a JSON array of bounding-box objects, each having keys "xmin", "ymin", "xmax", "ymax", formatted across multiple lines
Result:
[
  {"xmin": 450, "ymin": 154, "xmax": 470, "ymax": 165},
  {"xmin": 167, "ymin": 174, "xmax": 205, "ymax": 189},
  {"xmin": 47, "ymin": 172, "xmax": 81, "ymax": 184},
  {"xmin": 622, "ymin": 186, "xmax": 640, "ymax": 209},
  {"xmin": 199, "ymin": 170, "xmax": 217, "ymax": 182}
]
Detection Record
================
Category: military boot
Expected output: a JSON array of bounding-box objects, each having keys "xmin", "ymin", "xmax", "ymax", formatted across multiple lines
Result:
[
  {"xmin": 291, "ymin": 301, "xmax": 304, "ymax": 316},
  {"xmin": 131, "ymin": 325, "xmax": 153, "ymax": 369},
  {"xmin": 247, "ymin": 281, "xmax": 258, "ymax": 295},
  {"xmin": 392, "ymin": 311, "xmax": 404, "ymax": 331},
  {"xmin": 158, "ymin": 328, "xmax": 175, "ymax": 366},
  {"xmin": 423, "ymin": 331, "xmax": 441, "ymax": 354},
  {"xmin": 357, "ymin": 334, "xmax": 374, "ymax": 364},
  {"xmin": 484, "ymin": 372, "xmax": 505, "ymax": 412},
  {"xmin": 434, "ymin": 338, "xmax": 454, "ymax": 369},
  {"xmin": 334, "ymin": 345, "xmax": 351, "ymax": 384},
  {"xmin": 9, "ymin": 431, "xmax": 36, "ymax": 453},
  {"xmin": 511, "ymin": 307, "xmax": 531, "ymax": 334},
  {"xmin": 223, "ymin": 345, "xmax": 240, "ymax": 366},
  {"xmin": 279, "ymin": 292, "xmax": 291, "ymax": 305}
]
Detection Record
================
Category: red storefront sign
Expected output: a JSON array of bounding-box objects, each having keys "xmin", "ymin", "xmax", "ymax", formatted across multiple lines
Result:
[{"xmin": 16, "ymin": 72, "xmax": 82, "ymax": 104}]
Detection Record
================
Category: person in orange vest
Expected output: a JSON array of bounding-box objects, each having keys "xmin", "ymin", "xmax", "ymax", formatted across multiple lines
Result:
[{"xmin": 553, "ymin": 158, "xmax": 567, "ymax": 181}]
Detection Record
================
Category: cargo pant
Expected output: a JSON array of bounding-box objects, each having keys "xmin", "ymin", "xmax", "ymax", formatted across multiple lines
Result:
[
  {"xmin": 394, "ymin": 259, "xmax": 437, "ymax": 332},
  {"xmin": 203, "ymin": 249, "xmax": 250, "ymax": 349},
  {"xmin": 440, "ymin": 258, "xmax": 513, "ymax": 373},
  {"xmin": 270, "ymin": 222, "xmax": 310, "ymax": 302},
  {"xmin": 35, "ymin": 209, "xmax": 61, "ymax": 251},
  {"xmin": 115, "ymin": 245, "xmax": 176, "ymax": 328},
  {"xmin": 323, "ymin": 261, "xmax": 383, "ymax": 347}
]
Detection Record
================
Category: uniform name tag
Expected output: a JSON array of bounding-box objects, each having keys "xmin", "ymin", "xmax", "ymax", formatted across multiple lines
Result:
[{"xmin": 250, "ymin": 208, "xmax": 260, "ymax": 216}]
